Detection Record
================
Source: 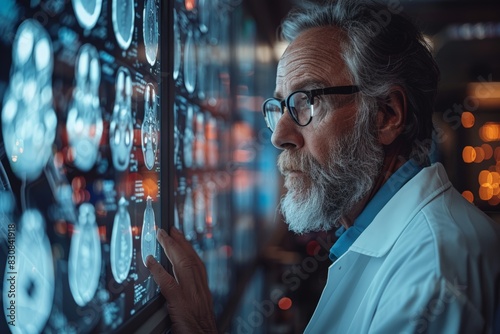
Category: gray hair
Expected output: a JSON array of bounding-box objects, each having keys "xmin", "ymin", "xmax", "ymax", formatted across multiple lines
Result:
[{"xmin": 280, "ymin": 0, "xmax": 440, "ymax": 165}]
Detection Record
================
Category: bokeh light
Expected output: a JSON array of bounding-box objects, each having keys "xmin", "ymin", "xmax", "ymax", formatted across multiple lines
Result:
[
  {"xmin": 278, "ymin": 297, "xmax": 292, "ymax": 311},
  {"xmin": 479, "ymin": 170, "xmax": 493, "ymax": 185},
  {"xmin": 482, "ymin": 144, "xmax": 493, "ymax": 160},
  {"xmin": 479, "ymin": 184, "xmax": 494, "ymax": 201},
  {"xmin": 462, "ymin": 146, "xmax": 476, "ymax": 163},
  {"xmin": 461, "ymin": 111, "xmax": 475, "ymax": 128},
  {"xmin": 462, "ymin": 190, "xmax": 474, "ymax": 203},
  {"xmin": 479, "ymin": 123, "xmax": 500, "ymax": 142},
  {"xmin": 474, "ymin": 146, "xmax": 485, "ymax": 163},
  {"xmin": 185, "ymin": 0, "xmax": 195, "ymax": 10}
]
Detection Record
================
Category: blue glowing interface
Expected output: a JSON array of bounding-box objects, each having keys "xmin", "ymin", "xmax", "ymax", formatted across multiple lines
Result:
[{"xmin": 0, "ymin": 0, "xmax": 162, "ymax": 332}]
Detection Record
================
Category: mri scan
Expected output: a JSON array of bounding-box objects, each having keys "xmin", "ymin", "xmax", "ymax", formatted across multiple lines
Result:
[
  {"xmin": 110, "ymin": 67, "xmax": 134, "ymax": 172},
  {"xmin": 1, "ymin": 19, "xmax": 57, "ymax": 181},
  {"xmin": 141, "ymin": 84, "xmax": 159, "ymax": 170},
  {"xmin": 66, "ymin": 43, "xmax": 103, "ymax": 172}
]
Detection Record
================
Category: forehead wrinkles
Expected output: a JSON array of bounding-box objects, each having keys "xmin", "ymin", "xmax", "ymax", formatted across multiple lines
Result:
[{"xmin": 276, "ymin": 27, "xmax": 351, "ymax": 93}]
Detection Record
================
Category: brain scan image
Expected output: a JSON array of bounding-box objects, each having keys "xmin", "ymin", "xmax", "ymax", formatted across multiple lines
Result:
[
  {"xmin": 110, "ymin": 67, "xmax": 134, "ymax": 172},
  {"xmin": 173, "ymin": 11, "xmax": 181, "ymax": 80},
  {"xmin": 174, "ymin": 204, "xmax": 181, "ymax": 230},
  {"xmin": 183, "ymin": 105, "xmax": 194, "ymax": 168},
  {"xmin": 66, "ymin": 44, "xmax": 103, "ymax": 172},
  {"xmin": 183, "ymin": 186, "xmax": 196, "ymax": 241},
  {"xmin": 194, "ymin": 111, "xmax": 205, "ymax": 168},
  {"xmin": 110, "ymin": 197, "xmax": 133, "ymax": 284},
  {"xmin": 141, "ymin": 196, "xmax": 157, "ymax": 266},
  {"xmin": 141, "ymin": 84, "xmax": 159, "ymax": 170},
  {"xmin": 194, "ymin": 178, "xmax": 206, "ymax": 234},
  {"xmin": 68, "ymin": 203, "xmax": 102, "ymax": 307},
  {"xmin": 198, "ymin": 0, "xmax": 210, "ymax": 33},
  {"xmin": 143, "ymin": 0, "xmax": 159, "ymax": 66},
  {"xmin": 1, "ymin": 19, "xmax": 57, "ymax": 181},
  {"xmin": 196, "ymin": 44, "xmax": 207, "ymax": 101},
  {"xmin": 72, "ymin": 0, "xmax": 102, "ymax": 30},
  {"xmin": 183, "ymin": 30, "xmax": 197, "ymax": 94},
  {"xmin": 3, "ymin": 210, "xmax": 54, "ymax": 334},
  {"xmin": 173, "ymin": 103, "xmax": 182, "ymax": 169},
  {"xmin": 112, "ymin": 0, "xmax": 135, "ymax": 50}
]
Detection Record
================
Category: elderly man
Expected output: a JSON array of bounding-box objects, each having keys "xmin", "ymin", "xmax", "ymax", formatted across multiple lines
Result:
[{"xmin": 147, "ymin": 0, "xmax": 500, "ymax": 332}]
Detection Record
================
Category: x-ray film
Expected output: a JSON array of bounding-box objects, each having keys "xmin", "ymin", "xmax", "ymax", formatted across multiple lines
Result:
[
  {"xmin": 143, "ymin": 0, "xmax": 159, "ymax": 66},
  {"xmin": 110, "ymin": 67, "xmax": 134, "ymax": 172},
  {"xmin": 141, "ymin": 84, "xmax": 159, "ymax": 170},
  {"xmin": 110, "ymin": 197, "xmax": 133, "ymax": 284},
  {"xmin": 68, "ymin": 203, "xmax": 102, "ymax": 306},
  {"xmin": 112, "ymin": 0, "xmax": 135, "ymax": 50},
  {"xmin": 72, "ymin": 0, "xmax": 102, "ymax": 30},
  {"xmin": 141, "ymin": 196, "xmax": 158, "ymax": 266},
  {"xmin": 0, "ymin": 0, "xmax": 170, "ymax": 331},
  {"xmin": 66, "ymin": 43, "xmax": 103, "ymax": 172},
  {"xmin": 1, "ymin": 19, "xmax": 57, "ymax": 181},
  {"xmin": 3, "ymin": 210, "xmax": 54, "ymax": 334}
]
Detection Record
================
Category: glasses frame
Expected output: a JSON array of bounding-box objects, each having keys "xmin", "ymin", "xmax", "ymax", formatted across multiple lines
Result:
[{"xmin": 262, "ymin": 85, "xmax": 360, "ymax": 131}]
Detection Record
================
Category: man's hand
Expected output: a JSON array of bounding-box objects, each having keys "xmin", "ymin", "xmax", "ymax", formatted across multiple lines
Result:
[{"xmin": 146, "ymin": 227, "xmax": 218, "ymax": 334}]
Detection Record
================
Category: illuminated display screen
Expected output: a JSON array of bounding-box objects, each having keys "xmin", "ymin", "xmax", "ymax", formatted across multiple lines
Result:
[
  {"xmin": 173, "ymin": 1, "xmax": 234, "ymax": 316},
  {"xmin": 0, "ymin": 0, "xmax": 162, "ymax": 332}
]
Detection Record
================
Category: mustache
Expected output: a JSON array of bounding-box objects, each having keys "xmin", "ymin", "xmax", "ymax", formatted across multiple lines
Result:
[{"xmin": 277, "ymin": 150, "xmax": 320, "ymax": 174}]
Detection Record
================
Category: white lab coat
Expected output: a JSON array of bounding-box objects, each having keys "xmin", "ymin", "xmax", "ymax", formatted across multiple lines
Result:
[{"xmin": 305, "ymin": 163, "xmax": 500, "ymax": 334}]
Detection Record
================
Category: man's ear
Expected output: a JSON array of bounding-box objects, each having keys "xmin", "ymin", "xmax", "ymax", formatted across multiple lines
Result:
[{"xmin": 377, "ymin": 87, "xmax": 407, "ymax": 146}]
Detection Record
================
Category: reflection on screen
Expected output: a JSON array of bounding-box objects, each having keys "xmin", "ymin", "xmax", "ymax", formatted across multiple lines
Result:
[
  {"xmin": 0, "ymin": 0, "xmax": 162, "ymax": 332},
  {"xmin": 173, "ymin": 2, "xmax": 234, "ymax": 317}
]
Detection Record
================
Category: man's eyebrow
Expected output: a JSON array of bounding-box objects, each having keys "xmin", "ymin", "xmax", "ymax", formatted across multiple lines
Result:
[{"xmin": 273, "ymin": 80, "xmax": 328, "ymax": 99}]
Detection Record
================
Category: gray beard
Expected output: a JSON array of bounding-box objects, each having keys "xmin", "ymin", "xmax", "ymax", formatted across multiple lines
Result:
[{"xmin": 278, "ymin": 119, "xmax": 384, "ymax": 234}]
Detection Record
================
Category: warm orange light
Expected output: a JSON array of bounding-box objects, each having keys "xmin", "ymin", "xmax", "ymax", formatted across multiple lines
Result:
[
  {"xmin": 143, "ymin": 177, "xmax": 159, "ymax": 198},
  {"xmin": 467, "ymin": 82, "xmax": 500, "ymax": 107},
  {"xmin": 99, "ymin": 226, "xmax": 107, "ymax": 242},
  {"xmin": 488, "ymin": 196, "xmax": 500, "ymax": 206},
  {"xmin": 278, "ymin": 297, "xmax": 292, "ymax": 311},
  {"xmin": 474, "ymin": 146, "xmax": 485, "ymax": 163},
  {"xmin": 461, "ymin": 111, "xmax": 475, "ymax": 128},
  {"xmin": 185, "ymin": 0, "xmax": 196, "ymax": 11},
  {"xmin": 462, "ymin": 190, "xmax": 474, "ymax": 203},
  {"xmin": 493, "ymin": 184, "xmax": 500, "ymax": 196},
  {"xmin": 479, "ymin": 184, "xmax": 494, "ymax": 201},
  {"xmin": 479, "ymin": 123, "xmax": 500, "ymax": 142},
  {"xmin": 479, "ymin": 170, "xmax": 492, "ymax": 185},
  {"xmin": 482, "ymin": 144, "xmax": 493, "ymax": 160},
  {"xmin": 495, "ymin": 147, "xmax": 500, "ymax": 161},
  {"xmin": 462, "ymin": 146, "xmax": 476, "ymax": 163}
]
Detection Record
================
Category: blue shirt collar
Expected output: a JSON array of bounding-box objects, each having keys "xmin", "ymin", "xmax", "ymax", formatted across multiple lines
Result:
[{"xmin": 329, "ymin": 159, "xmax": 423, "ymax": 262}]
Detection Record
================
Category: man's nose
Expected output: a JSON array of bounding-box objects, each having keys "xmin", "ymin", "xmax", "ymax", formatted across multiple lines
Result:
[{"xmin": 271, "ymin": 110, "xmax": 304, "ymax": 150}]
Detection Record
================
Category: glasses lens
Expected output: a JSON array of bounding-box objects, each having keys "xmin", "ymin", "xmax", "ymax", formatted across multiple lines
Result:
[
  {"xmin": 263, "ymin": 99, "xmax": 282, "ymax": 131},
  {"xmin": 288, "ymin": 92, "xmax": 311, "ymax": 125}
]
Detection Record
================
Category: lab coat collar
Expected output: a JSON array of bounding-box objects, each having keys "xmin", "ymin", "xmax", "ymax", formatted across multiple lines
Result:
[{"xmin": 348, "ymin": 162, "xmax": 452, "ymax": 258}]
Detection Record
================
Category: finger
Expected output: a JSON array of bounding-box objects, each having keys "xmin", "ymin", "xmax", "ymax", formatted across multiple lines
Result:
[
  {"xmin": 156, "ymin": 227, "xmax": 201, "ymax": 267},
  {"xmin": 146, "ymin": 255, "xmax": 182, "ymax": 301},
  {"xmin": 156, "ymin": 228, "xmax": 208, "ymax": 289}
]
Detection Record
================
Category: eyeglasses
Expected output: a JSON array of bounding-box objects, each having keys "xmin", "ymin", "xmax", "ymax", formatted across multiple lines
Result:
[{"xmin": 262, "ymin": 85, "xmax": 360, "ymax": 132}]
